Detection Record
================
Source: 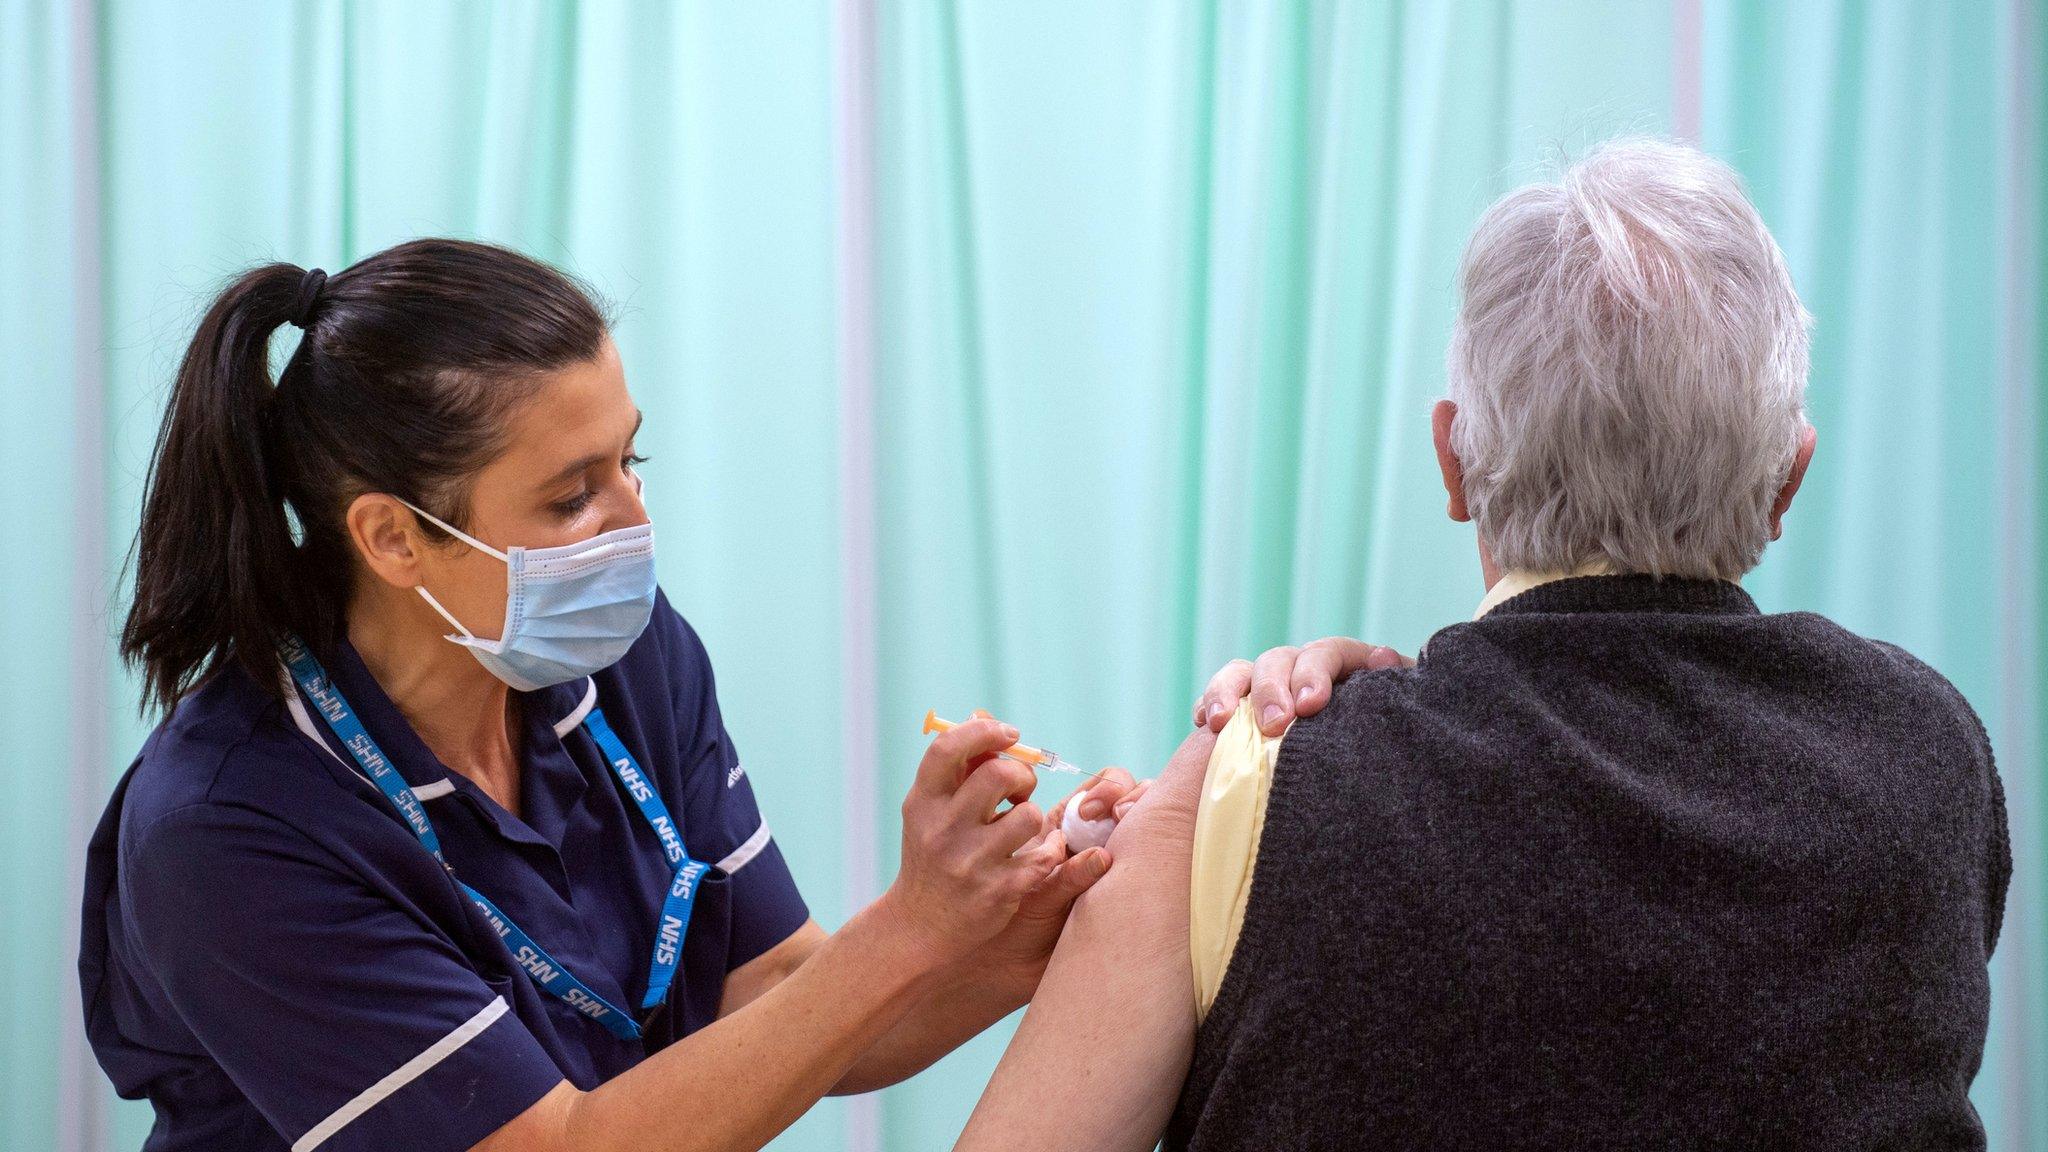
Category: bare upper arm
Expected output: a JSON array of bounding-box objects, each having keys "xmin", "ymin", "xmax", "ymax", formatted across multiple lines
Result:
[
  {"xmin": 719, "ymin": 919, "xmax": 827, "ymax": 1018},
  {"xmin": 955, "ymin": 727, "xmax": 1214, "ymax": 1152}
]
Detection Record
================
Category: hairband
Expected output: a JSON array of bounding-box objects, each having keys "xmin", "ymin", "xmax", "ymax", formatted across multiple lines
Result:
[{"xmin": 288, "ymin": 268, "xmax": 327, "ymax": 330}]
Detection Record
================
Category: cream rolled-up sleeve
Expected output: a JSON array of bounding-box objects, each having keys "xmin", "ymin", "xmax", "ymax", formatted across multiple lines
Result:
[{"xmin": 1190, "ymin": 699, "xmax": 1283, "ymax": 1021}]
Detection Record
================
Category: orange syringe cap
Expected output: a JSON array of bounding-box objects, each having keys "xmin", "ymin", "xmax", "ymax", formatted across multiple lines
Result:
[{"xmin": 920, "ymin": 709, "xmax": 1053, "ymax": 767}]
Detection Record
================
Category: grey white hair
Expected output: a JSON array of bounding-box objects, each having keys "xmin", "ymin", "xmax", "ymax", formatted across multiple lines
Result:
[{"xmin": 1445, "ymin": 136, "xmax": 1812, "ymax": 579}]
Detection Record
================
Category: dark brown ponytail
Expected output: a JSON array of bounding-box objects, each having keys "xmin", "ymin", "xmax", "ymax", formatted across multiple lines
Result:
[{"xmin": 121, "ymin": 239, "xmax": 609, "ymax": 715}]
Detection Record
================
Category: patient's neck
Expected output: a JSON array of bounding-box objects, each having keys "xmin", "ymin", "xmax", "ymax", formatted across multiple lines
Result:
[{"xmin": 1477, "ymin": 536, "xmax": 1504, "ymax": 591}]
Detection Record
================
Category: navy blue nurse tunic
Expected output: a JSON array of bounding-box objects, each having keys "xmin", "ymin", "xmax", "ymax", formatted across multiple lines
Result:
[{"xmin": 79, "ymin": 589, "xmax": 811, "ymax": 1152}]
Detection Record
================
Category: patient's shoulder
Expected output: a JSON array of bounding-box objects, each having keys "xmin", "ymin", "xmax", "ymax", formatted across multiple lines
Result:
[
  {"xmin": 1285, "ymin": 660, "xmax": 1440, "ymax": 747},
  {"xmin": 1099, "ymin": 725, "xmax": 1212, "ymax": 864}
]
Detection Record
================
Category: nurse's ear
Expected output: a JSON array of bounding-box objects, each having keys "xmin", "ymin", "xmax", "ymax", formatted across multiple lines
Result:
[{"xmin": 346, "ymin": 493, "xmax": 433, "ymax": 589}]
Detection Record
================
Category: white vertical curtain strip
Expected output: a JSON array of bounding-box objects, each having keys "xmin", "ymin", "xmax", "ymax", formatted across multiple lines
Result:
[
  {"xmin": 835, "ymin": 0, "xmax": 881, "ymax": 1149},
  {"xmin": 59, "ymin": 0, "xmax": 107, "ymax": 1148},
  {"xmin": 1995, "ymin": 1, "xmax": 2041, "ymax": 1146},
  {"xmin": 1671, "ymin": 0, "xmax": 1703, "ymax": 142}
]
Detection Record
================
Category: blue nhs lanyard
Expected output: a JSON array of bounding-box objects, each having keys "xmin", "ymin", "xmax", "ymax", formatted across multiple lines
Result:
[{"xmin": 281, "ymin": 637, "xmax": 706, "ymax": 1042}]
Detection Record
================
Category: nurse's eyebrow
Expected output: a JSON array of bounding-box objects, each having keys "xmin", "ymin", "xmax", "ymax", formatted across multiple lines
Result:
[{"xmin": 537, "ymin": 410, "xmax": 644, "ymax": 490}]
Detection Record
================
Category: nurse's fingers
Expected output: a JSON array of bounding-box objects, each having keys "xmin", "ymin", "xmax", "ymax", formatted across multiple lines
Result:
[
  {"xmin": 914, "ymin": 717, "xmax": 1020, "ymax": 797},
  {"xmin": 987, "ymin": 800, "xmax": 1048, "ymax": 859},
  {"xmin": 1012, "ymin": 834, "xmax": 1107, "ymax": 915},
  {"xmin": 1070, "ymin": 765, "xmax": 1137, "ymax": 822},
  {"xmin": 1021, "ymin": 844, "xmax": 1110, "ymax": 918},
  {"xmin": 1285, "ymin": 637, "xmax": 1413, "ymax": 720},
  {"xmin": 1193, "ymin": 659, "xmax": 1254, "ymax": 731},
  {"xmin": 953, "ymin": 755, "xmax": 1040, "ymax": 822},
  {"xmin": 1111, "ymin": 779, "xmax": 1151, "ymax": 820},
  {"xmin": 1012, "ymin": 825, "xmax": 1066, "ymax": 869}
]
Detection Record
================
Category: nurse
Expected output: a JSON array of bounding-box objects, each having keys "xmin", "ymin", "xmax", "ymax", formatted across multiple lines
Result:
[{"xmin": 79, "ymin": 238, "xmax": 1147, "ymax": 1152}]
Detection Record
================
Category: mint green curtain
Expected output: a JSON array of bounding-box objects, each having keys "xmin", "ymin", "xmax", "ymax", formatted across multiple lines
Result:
[
  {"xmin": 3, "ymin": 2, "xmax": 2041, "ymax": 1151},
  {"xmin": 1, "ymin": 2, "xmax": 90, "ymax": 1146}
]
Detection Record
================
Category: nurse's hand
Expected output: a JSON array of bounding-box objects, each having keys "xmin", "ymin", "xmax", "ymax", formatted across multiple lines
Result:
[
  {"xmin": 968, "ymin": 766, "xmax": 1144, "ymax": 980},
  {"xmin": 1049, "ymin": 766, "xmax": 1150, "ymax": 836},
  {"xmin": 1193, "ymin": 637, "xmax": 1414, "ymax": 737},
  {"xmin": 884, "ymin": 717, "xmax": 1067, "ymax": 965}
]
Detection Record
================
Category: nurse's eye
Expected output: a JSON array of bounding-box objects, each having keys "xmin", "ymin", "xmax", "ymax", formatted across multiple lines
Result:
[
  {"xmin": 623, "ymin": 451, "xmax": 649, "ymax": 470},
  {"xmin": 553, "ymin": 490, "xmax": 596, "ymax": 517}
]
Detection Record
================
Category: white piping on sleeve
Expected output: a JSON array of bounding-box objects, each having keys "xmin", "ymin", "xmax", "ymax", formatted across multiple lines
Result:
[
  {"xmin": 716, "ymin": 820, "xmax": 773, "ymax": 875},
  {"xmin": 290, "ymin": 997, "xmax": 512, "ymax": 1152}
]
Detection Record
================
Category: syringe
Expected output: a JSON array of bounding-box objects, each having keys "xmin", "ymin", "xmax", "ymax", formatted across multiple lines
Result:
[{"xmin": 921, "ymin": 710, "xmax": 1107, "ymax": 783}]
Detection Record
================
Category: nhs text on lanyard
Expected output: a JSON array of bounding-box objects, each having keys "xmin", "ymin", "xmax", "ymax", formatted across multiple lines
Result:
[{"xmin": 282, "ymin": 637, "xmax": 707, "ymax": 1042}]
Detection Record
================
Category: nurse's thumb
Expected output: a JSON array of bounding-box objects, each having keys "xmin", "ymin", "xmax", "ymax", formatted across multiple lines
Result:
[
  {"xmin": 1017, "ymin": 846, "xmax": 1109, "ymax": 923},
  {"xmin": 1055, "ymin": 848, "xmax": 1112, "ymax": 898}
]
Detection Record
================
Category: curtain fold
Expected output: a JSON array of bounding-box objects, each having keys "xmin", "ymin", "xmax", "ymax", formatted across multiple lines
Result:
[{"xmin": 1, "ymin": 2, "xmax": 91, "ymax": 1147}]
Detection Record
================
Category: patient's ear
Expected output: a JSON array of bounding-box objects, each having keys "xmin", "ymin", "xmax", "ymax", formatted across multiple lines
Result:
[
  {"xmin": 1432, "ymin": 400, "xmax": 1471, "ymax": 523},
  {"xmin": 1769, "ymin": 424, "xmax": 1818, "ymax": 540}
]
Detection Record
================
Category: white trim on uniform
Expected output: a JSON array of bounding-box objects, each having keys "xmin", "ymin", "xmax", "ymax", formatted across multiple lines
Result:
[
  {"xmin": 282, "ymin": 669, "xmax": 456, "ymax": 799},
  {"xmin": 552, "ymin": 678, "xmax": 599, "ymax": 740},
  {"xmin": 716, "ymin": 820, "xmax": 773, "ymax": 875},
  {"xmin": 281, "ymin": 675, "xmax": 373, "ymax": 788},
  {"xmin": 291, "ymin": 997, "xmax": 512, "ymax": 1152},
  {"xmin": 548, "ymin": 675, "xmax": 770, "ymax": 875}
]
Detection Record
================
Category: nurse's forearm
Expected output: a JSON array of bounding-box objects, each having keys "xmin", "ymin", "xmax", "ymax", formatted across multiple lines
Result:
[
  {"xmin": 830, "ymin": 959, "xmax": 1033, "ymax": 1094},
  {"xmin": 718, "ymin": 915, "xmax": 1035, "ymax": 1094},
  {"xmin": 484, "ymin": 893, "xmax": 948, "ymax": 1152}
]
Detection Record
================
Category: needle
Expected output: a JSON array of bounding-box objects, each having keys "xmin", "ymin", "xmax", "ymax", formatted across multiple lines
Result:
[{"xmin": 920, "ymin": 709, "xmax": 1120, "ymax": 789}]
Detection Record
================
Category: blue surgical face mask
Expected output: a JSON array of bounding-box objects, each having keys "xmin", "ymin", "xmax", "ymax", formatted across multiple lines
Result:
[{"xmin": 401, "ymin": 492, "xmax": 657, "ymax": 692}]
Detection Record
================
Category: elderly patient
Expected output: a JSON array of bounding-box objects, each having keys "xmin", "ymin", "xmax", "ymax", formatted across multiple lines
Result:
[{"xmin": 960, "ymin": 137, "xmax": 2011, "ymax": 1152}]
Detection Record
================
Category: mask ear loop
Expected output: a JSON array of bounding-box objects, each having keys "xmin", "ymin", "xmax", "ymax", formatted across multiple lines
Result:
[
  {"xmin": 398, "ymin": 497, "xmax": 510, "ymax": 645},
  {"xmin": 398, "ymin": 497, "xmax": 510, "ymax": 562},
  {"xmin": 414, "ymin": 585, "xmax": 478, "ymax": 641}
]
